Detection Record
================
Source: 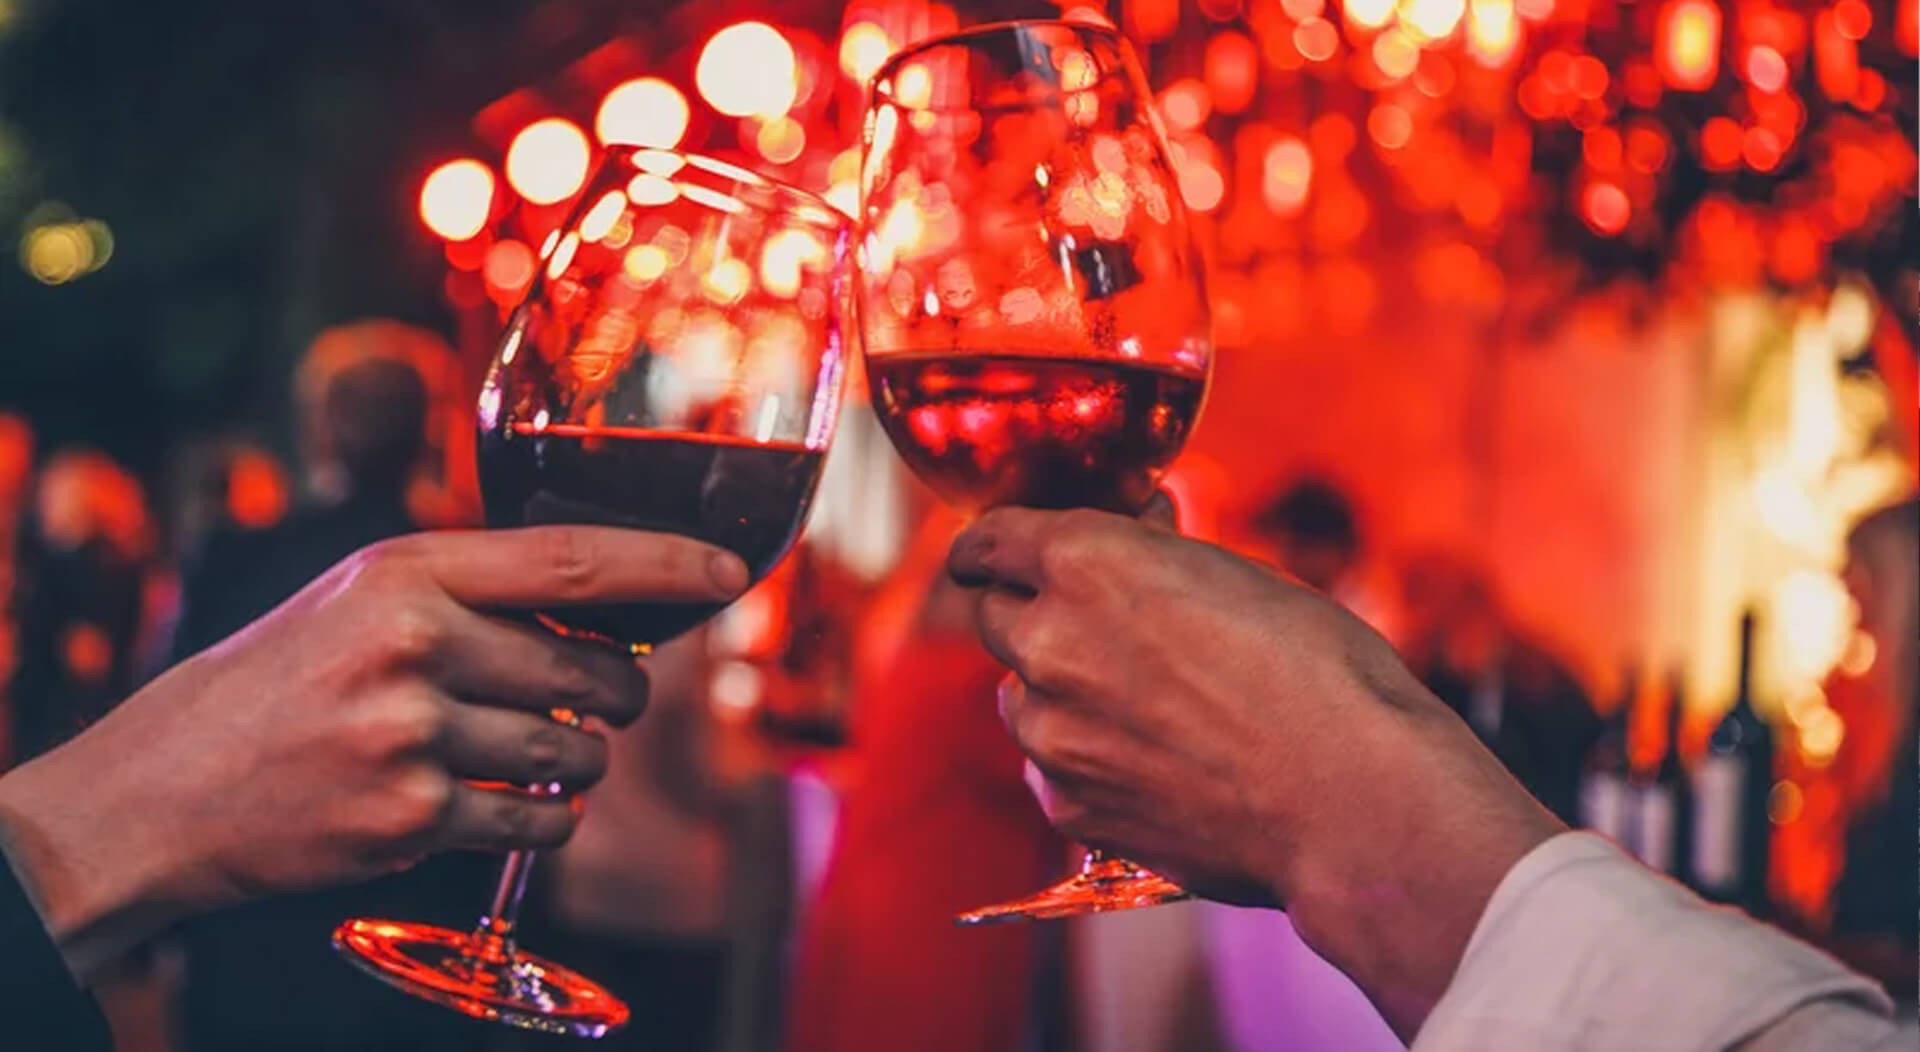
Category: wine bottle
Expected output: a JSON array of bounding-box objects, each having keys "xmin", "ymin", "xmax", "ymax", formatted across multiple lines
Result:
[
  {"xmin": 1691, "ymin": 611, "xmax": 1775, "ymax": 912},
  {"xmin": 1631, "ymin": 669, "xmax": 1692, "ymax": 881},
  {"xmin": 1579, "ymin": 666, "xmax": 1636, "ymax": 845}
]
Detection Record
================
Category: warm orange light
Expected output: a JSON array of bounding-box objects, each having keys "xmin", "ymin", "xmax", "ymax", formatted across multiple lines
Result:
[
  {"xmin": 1161, "ymin": 78, "xmax": 1213, "ymax": 132},
  {"xmin": 1581, "ymin": 181, "xmax": 1630, "ymax": 234},
  {"xmin": 1262, "ymin": 136, "xmax": 1313, "ymax": 216},
  {"xmin": 754, "ymin": 116, "xmax": 807, "ymax": 164},
  {"xmin": 1373, "ymin": 31, "xmax": 1421, "ymax": 80},
  {"xmin": 505, "ymin": 119, "xmax": 590, "ymax": 205},
  {"xmin": 1699, "ymin": 117, "xmax": 1743, "ymax": 169},
  {"xmin": 1745, "ymin": 46, "xmax": 1789, "ymax": 93},
  {"xmin": 1515, "ymin": 0, "xmax": 1553, "ymax": 18},
  {"xmin": 1344, "ymin": 0, "xmax": 1395, "ymax": 29},
  {"xmin": 595, "ymin": 78, "xmax": 689, "ymax": 148},
  {"xmin": 1625, "ymin": 124, "xmax": 1670, "ymax": 172},
  {"xmin": 839, "ymin": 22, "xmax": 895, "ymax": 84},
  {"xmin": 697, "ymin": 22, "xmax": 798, "ymax": 118},
  {"xmin": 1467, "ymin": 0, "xmax": 1520, "ymax": 66},
  {"xmin": 419, "ymin": 159, "xmax": 494, "ymax": 241},
  {"xmin": 483, "ymin": 239, "xmax": 536, "ymax": 298},
  {"xmin": 1899, "ymin": 0, "xmax": 1918, "ymax": 56},
  {"xmin": 1177, "ymin": 161, "xmax": 1225, "ymax": 212},
  {"xmin": 1367, "ymin": 103, "xmax": 1413, "ymax": 149},
  {"xmin": 1816, "ymin": 11, "xmax": 1861, "ymax": 101},
  {"xmin": 1127, "ymin": 0, "xmax": 1181, "ymax": 41},
  {"xmin": 1570, "ymin": 55, "xmax": 1609, "ymax": 98},
  {"xmin": 760, "ymin": 229, "xmax": 826, "ymax": 299},
  {"xmin": 1294, "ymin": 18, "xmax": 1341, "ymax": 61},
  {"xmin": 1743, "ymin": 126, "xmax": 1784, "ymax": 170},
  {"xmin": 1281, "ymin": 0, "xmax": 1326, "ymax": 17},
  {"xmin": 1854, "ymin": 68, "xmax": 1886, "ymax": 109},
  {"xmin": 1206, "ymin": 31, "xmax": 1260, "ymax": 113},
  {"xmin": 1832, "ymin": 0, "xmax": 1872, "ymax": 39},
  {"xmin": 1658, "ymin": 0, "xmax": 1721, "ymax": 91},
  {"xmin": 1583, "ymin": 127, "xmax": 1623, "ymax": 170},
  {"xmin": 1403, "ymin": 0, "xmax": 1467, "ymax": 40}
]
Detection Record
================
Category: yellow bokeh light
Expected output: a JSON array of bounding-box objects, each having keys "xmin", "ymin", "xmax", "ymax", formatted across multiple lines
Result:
[
  {"xmin": 623, "ymin": 244, "xmax": 670, "ymax": 283},
  {"xmin": 704, "ymin": 257, "xmax": 752, "ymax": 304},
  {"xmin": 760, "ymin": 229, "xmax": 826, "ymax": 299},
  {"xmin": 506, "ymin": 119, "xmax": 591, "ymax": 205},
  {"xmin": 595, "ymin": 78, "xmax": 690, "ymax": 149},
  {"xmin": 22, "ymin": 224, "xmax": 91, "ymax": 285},
  {"xmin": 419, "ymin": 159, "xmax": 495, "ymax": 241},
  {"xmin": 697, "ymin": 22, "xmax": 798, "ymax": 118},
  {"xmin": 755, "ymin": 116, "xmax": 807, "ymax": 165},
  {"xmin": 1345, "ymin": 0, "xmax": 1396, "ymax": 29},
  {"xmin": 627, "ymin": 172, "xmax": 679, "ymax": 207},
  {"xmin": 1403, "ymin": 0, "xmax": 1468, "ymax": 39},
  {"xmin": 840, "ymin": 22, "xmax": 894, "ymax": 84}
]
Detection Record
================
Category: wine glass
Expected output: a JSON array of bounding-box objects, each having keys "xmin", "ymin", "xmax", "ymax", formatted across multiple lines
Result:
[
  {"xmin": 856, "ymin": 20, "xmax": 1213, "ymax": 924},
  {"xmin": 333, "ymin": 147, "xmax": 850, "ymax": 1035}
]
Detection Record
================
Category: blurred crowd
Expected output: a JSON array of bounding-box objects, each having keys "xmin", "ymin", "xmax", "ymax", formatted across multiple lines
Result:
[{"xmin": 0, "ymin": 319, "xmax": 1912, "ymax": 1052}]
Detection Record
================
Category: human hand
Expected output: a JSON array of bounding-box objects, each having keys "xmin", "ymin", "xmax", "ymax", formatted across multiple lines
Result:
[
  {"xmin": 948, "ymin": 507, "xmax": 1561, "ymax": 1035},
  {"xmin": 0, "ymin": 526, "xmax": 747, "ymax": 976}
]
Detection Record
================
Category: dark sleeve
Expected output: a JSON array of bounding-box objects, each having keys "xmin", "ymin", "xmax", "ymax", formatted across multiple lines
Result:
[{"xmin": 0, "ymin": 855, "xmax": 115, "ymax": 1052}]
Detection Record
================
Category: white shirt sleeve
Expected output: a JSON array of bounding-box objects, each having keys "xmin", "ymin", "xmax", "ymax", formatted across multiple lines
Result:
[{"xmin": 1413, "ymin": 832, "xmax": 1903, "ymax": 1052}]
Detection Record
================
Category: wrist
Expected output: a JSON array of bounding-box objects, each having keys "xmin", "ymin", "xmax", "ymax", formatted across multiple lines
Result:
[
  {"xmin": 0, "ymin": 734, "xmax": 191, "ymax": 978},
  {"xmin": 1268, "ymin": 685, "xmax": 1563, "ymax": 1041}
]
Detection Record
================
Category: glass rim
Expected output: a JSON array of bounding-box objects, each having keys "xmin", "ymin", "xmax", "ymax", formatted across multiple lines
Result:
[
  {"xmin": 868, "ymin": 18, "xmax": 1127, "ymax": 107},
  {"xmin": 611, "ymin": 144, "xmax": 850, "ymax": 232}
]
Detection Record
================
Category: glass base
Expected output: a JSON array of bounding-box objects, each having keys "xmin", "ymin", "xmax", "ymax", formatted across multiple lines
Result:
[
  {"xmin": 955, "ymin": 856, "xmax": 1191, "ymax": 926},
  {"xmin": 333, "ymin": 918, "xmax": 629, "ymax": 1038}
]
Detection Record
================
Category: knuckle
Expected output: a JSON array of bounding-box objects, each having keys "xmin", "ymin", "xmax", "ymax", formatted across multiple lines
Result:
[
  {"xmin": 542, "ymin": 650, "xmax": 605, "ymax": 711},
  {"xmin": 1009, "ymin": 616, "xmax": 1075, "ymax": 691},
  {"xmin": 355, "ymin": 691, "xmax": 446, "ymax": 757},
  {"xmin": 380, "ymin": 604, "xmax": 444, "ymax": 667},
  {"xmin": 541, "ymin": 528, "xmax": 601, "ymax": 600},
  {"xmin": 518, "ymin": 721, "xmax": 568, "ymax": 779},
  {"xmin": 384, "ymin": 766, "xmax": 455, "ymax": 838}
]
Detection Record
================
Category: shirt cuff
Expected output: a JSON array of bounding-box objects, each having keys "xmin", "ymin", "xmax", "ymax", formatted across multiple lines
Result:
[{"xmin": 1413, "ymin": 831, "xmax": 1892, "ymax": 1052}]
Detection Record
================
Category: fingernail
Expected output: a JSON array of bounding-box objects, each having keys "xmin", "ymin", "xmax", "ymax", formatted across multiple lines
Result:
[{"xmin": 708, "ymin": 551, "xmax": 750, "ymax": 594}]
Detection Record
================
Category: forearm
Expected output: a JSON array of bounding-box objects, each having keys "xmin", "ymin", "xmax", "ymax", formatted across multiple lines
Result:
[{"xmin": 0, "ymin": 736, "xmax": 189, "ymax": 978}]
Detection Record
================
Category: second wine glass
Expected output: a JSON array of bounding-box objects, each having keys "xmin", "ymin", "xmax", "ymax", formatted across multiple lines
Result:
[
  {"xmin": 334, "ymin": 147, "xmax": 849, "ymax": 1034},
  {"xmin": 856, "ymin": 20, "xmax": 1213, "ymax": 923}
]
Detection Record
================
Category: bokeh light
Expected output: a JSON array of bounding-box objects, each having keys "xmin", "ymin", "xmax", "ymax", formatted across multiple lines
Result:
[
  {"xmin": 505, "ymin": 119, "xmax": 591, "ymax": 205},
  {"xmin": 839, "ymin": 22, "xmax": 894, "ymax": 84},
  {"xmin": 1658, "ymin": 0, "xmax": 1721, "ymax": 90},
  {"xmin": 697, "ymin": 22, "xmax": 798, "ymax": 118},
  {"xmin": 595, "ymin": 78, "xmax": 690, "ymax": 148},
  {"xmin": 1581, "ymin": 181, "xmax": 1631, "ymax": 234},
  {"xmin": 754, "ymin": 116, "xmax": 807, "ymax": 165},
  {"xmin": 418, "ymin": 159, "xmax": 495, "ymax": 240}
]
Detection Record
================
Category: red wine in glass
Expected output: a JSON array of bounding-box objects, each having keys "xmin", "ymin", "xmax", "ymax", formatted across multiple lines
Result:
[
  {"xmin": 333, "ymin": 146, "xmax": 847, "ymax": 1036},
  {"xmin": 866, "ymin": 351, "xmax": 1205, "ymax": 514},
  {"xmin": 857, "ymin": 21, "xmax": 1213, "ymax": 925},
  {"xmin": 479, "ymin": 423, "xmax": 825, "ymax": 647}
]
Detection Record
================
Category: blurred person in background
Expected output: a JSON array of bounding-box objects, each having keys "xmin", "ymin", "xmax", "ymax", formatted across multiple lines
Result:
[
  {"xmin": 10, "ymin": 449, "xmax": 156, "ymax": 764},
  {"xmin": 0, "ymin": 412, "xmax": 35, "ymax": 760},
  {"xmin": 1822, "ymin": 498, "xmax": 1918, "ymax": 1002},
  {"xmin": 1250, "ymin": 476, "xmax": 1398, "ymax": 642},
  {"xmin": 784, "ymin": 503, "xmax": 1061, "ymax": 1052},
  {"xmin": 1396, "ymin": 551, "xmax": 1599, "ymax": 824},
  {"xmin": 165, "ymin": 318, "xmax": 501, "ymax": 1052}
]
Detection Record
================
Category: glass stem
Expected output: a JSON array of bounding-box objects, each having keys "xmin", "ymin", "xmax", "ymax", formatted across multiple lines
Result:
[{"xmin": 475, "ymin": 849, "xmax": 538, "ymax": 959}]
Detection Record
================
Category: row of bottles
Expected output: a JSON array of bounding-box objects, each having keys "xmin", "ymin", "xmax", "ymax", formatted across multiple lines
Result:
[{"xmin": 1580, "ymin": 612, "xmax": 1775, "ymax": 913}]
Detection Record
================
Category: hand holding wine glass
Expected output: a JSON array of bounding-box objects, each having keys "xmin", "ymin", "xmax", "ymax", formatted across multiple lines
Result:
[
  {"xmin": 334, "ymin": 147, "xmax": 848, "ymax": 1035},
  {"xmin": 0, "ymin": 526, "xmax": 744, "ymax": 979},
  {"xmin": 856, "ymin": 19, "xmax": 1212, "ymax": 922}
]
